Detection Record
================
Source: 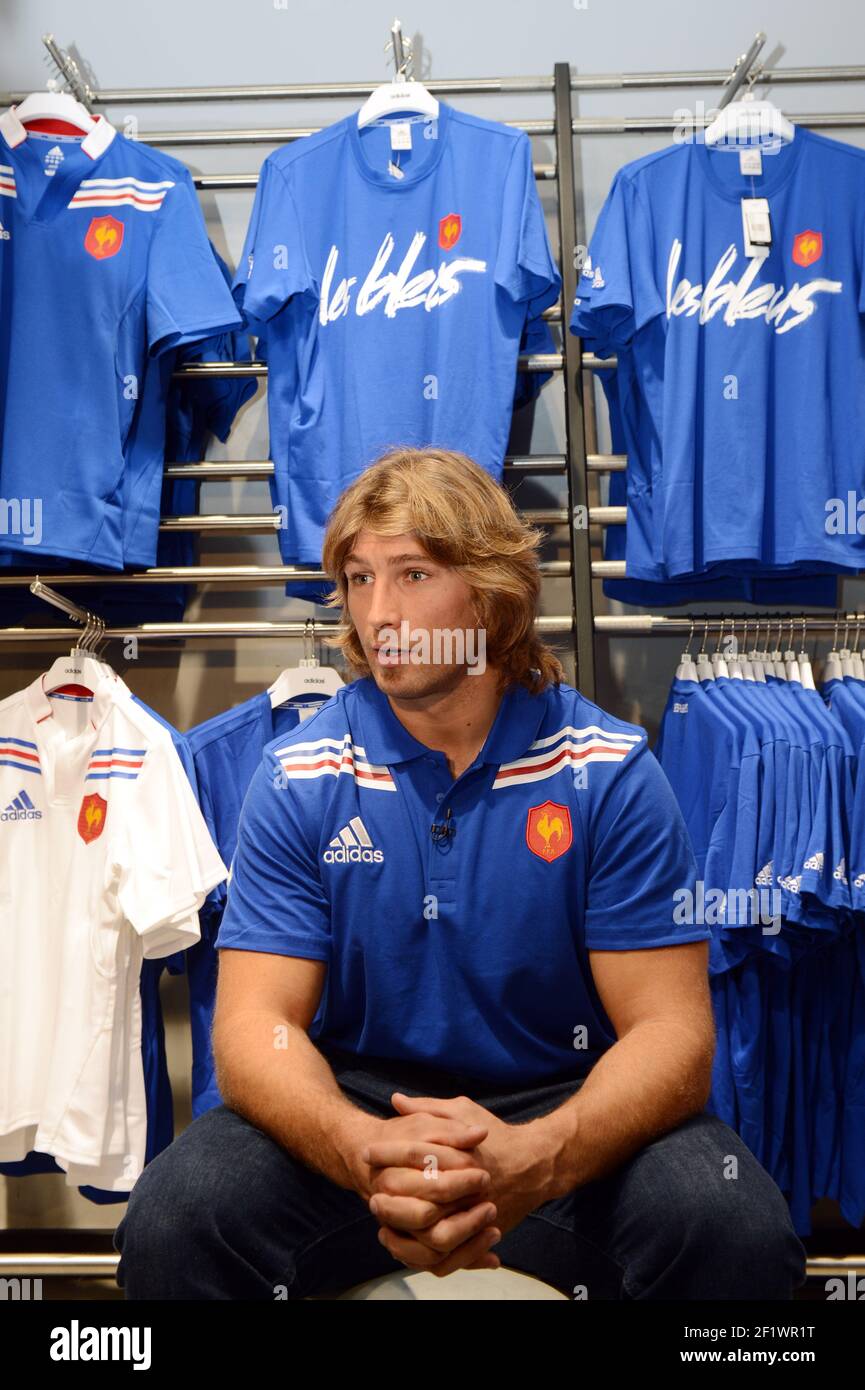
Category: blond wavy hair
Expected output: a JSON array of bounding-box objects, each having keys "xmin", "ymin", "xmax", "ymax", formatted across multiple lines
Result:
[{"xmin": 319, "ymin": 446, "xmax": 566, "ymax": 691}]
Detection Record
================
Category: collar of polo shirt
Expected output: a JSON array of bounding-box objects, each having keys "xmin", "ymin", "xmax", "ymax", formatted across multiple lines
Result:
[
  {"xmin": 355, "ymin": 675, "xmax": 548, "ymax": 767},
  {"xmin": 24, "ymin": 669, "xmax": 118, "ymax": 736},
  {"xmin": 0, "ymin": 106, "xmax": 117, "ymax": 159}
]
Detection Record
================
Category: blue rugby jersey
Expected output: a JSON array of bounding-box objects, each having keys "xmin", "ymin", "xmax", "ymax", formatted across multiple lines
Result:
[
  {"xmin": 232, "ymin": 102, "xmax": 561, "ymax": 569},
  {"xmin": 0, "ymin": 107, "xmax": 241, "ymax": 569},
  {"xmin": 570, "ymin": 130, "xmax": 865, "ymax": 579},
  {"xmin": 216, "ymin": 675, "xmax": 707, "ymax": 1086}
]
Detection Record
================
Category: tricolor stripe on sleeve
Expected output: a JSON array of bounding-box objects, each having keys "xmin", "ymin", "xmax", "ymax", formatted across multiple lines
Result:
[
  {"xmin": 492, "ymin": 724, "xmax": 643, "ymax": 789},
  {"xmin": 67, "ymin": 176, "xmax": 175, "ymax": 213},
  {"xmin": 85, "ymin": 746, "xmax": 148, "ymax": 781},
  {"xmin": 0, "ymin": 165, "xmax": 16, "ymax": 198},
  {"xmin": 273, "ymin": 735, "xmax": 397, "ymax": 791},
  {"xmin": 0, "ymin": 736, "xmax": 40, "ymax": 775}
]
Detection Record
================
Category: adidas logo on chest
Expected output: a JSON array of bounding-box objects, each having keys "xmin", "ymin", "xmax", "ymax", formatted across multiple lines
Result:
[
  {"xmin": 1, "ymin": 788, "xmax": 41, "ymax": 821},
  {"xmin": 323, "ymin": 815, "xmax": 383, "ymax": 864}
]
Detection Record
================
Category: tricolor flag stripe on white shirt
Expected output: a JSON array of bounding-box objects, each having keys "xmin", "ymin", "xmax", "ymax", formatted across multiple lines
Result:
[
  {"xmin": 492, "ymin": 726, "xmax": 641, "ymax": 788},
  {"xmin": 86, "ymin": 746, "xmax": 147, "ymax": 780},
  {"xmin": 0, "ymin": 738, "xmax": 41, "ymax": 774}
]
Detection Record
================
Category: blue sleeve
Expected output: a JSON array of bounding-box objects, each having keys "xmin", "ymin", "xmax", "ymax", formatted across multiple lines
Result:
[
  {"xmin": 232, "ymin": 157, "xmax": 314, "ymax": 329},
  {"xmin": 583, "ymin": 743, "xmax": 707, "ymax": 950},
  {"xmin": 167, "ymin": 243, "xmax": 257, "ymax": 452},
  {"xmin": 513, "ymin": 308, "xmax": 555, "ymax": 408},
  {"xmin": 193, "ymin": 753, "xmax": 229, "ymax": 930},
  {"xmin": 569, "ymin": 172, "xmax": 663, "ymax": 352},
  {"xmin": 493, "ymin": 133, "xmax": 562, "ymax": 312},
  {"xmin": 146, "ymin": 169, "xmax": 242, "ymax": 356},
  {"xmin": 799, "ymin": 745, "xmax": 853, "ymax": 914},
  {"xmin": 215, "ymin": 750, "xmax": 331, "ymax": 960}
]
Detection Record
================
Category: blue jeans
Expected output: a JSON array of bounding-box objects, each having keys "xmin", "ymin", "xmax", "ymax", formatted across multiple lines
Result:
[{"xmin": 113, "ymin": 1045, "xmax": 808, "ymax": 1300}]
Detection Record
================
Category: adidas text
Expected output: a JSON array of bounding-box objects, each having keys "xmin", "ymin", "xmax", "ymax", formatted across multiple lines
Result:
[{"xmin": 323, "ymin": 845, "xmax": 384, "ymax": 864}]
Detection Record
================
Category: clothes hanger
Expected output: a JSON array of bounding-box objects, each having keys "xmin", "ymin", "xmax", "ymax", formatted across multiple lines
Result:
[
  {"xmin": 783, "ymin": 618, "xmax": 801, "ymax": 683},
  {"xmin": 710, "ymin": 616, "xmax": 730, "ymax": 678},
  {"xmin": 839, "ymin": 618, "xmax": 856, "ymax": 679},
  {"xmin": 851, "ymin": 621, "xmax": 864, "ymax": 680},
  {"xmin": 738, "ymin": 617, "xmax": 755, "ymax": 682},
  {"xmin": 767, "ymin": 618, "xmax": 787, "ymax": 680},
  {"xmin": 355, "ymin": 21, "xmax": 439, "ymax": 128},
  {"xmin": 268, "ymin": 619, "xmax": 345, "ymax": 708},
  {"xmin": 823, "ymin": 616, "xmax": 844, "ymax": 684},
  {"xmin": 695, "ymin": 617, "xmax": 714, "ymax": 682},
  {"xmin": 726, "ymin": 617, "xmax": 744, "ymax": 679},
  {"xmin": 747, "ymin": 617, "xmax": 767, "ymax": 683},
  {"xmin": 674, "ymin": 616, "xmax": 699, "ymax": 681},
  {"xmin": 704, "ymin": 67, "xmax": 795, "ymax": 150},
  {"xmin": 12, "ymin": 85, "xmax": 96, "ymax": 138},
  {"xmin": 796, "ymin": 617, "xmax": 816, "ymax": 691},
  {"xmin": 42, "ymin": 613, "xmax": 113, "ymax": 699}
]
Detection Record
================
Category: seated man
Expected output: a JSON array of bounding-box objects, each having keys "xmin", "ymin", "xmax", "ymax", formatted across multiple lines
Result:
[{"xmin": 114, "ymin": 446, "xmax": 807, "ymax": 1300}]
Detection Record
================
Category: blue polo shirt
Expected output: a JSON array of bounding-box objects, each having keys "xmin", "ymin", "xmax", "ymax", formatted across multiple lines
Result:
[{"xmin": 216, "ymin": 675, "xmax": 706, "ymax": 1085}]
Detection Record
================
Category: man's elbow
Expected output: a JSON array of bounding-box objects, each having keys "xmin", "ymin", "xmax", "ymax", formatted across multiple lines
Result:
[{"xmin": 681, "ymin": 1021, "xmax": 717, "ymax": 1115}]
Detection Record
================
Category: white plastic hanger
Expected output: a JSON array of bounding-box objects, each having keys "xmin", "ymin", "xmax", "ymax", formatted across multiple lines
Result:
[
  {"xmin": 268, "ymin": 621, "xmax": 344, "ymax": 708},
  {"xmin": 675, "ymin": 619, "xmax": 699, "ymax": 681},
  {"xmin": 795, "ymin": 619, "xmax": 816, "ymax": 691},
  {"xmin": 695, "ymin": 620, "xmax": 714, "ymax": 682},
  {"xmin": 823, "ymin": 617, "xmax": 844, "ymax": 684},
  {"xmin": 710, "ymin": 619, "xmax": 730, "ymax": 678},
  {"xmin": 13, "ymin": 87, "xmax": 96, "ymax": 136},
  {"xmin": 356, "ymin": 21, "xmax": 438, "ymax": 128},
  {"xmin": 765, "ymin": 619, "xmax": 786, "ymax": 680},
  {"xmin": 704, "ymin": 83, "xmax": 795, "ymax": 150},
  {"xmin": 747, "ymin": 618, "xmax": 767, "ymax": 683},
  {"xmin": 783, "ymin": 618, "xmax": 801, "ymax": 684},
  {"xmin": 851, "ymin": 623, "xmax": 865, "ymax": 680},
  {"xmin": 42, "ymin": 617, "xmax": 113, "ymax": 698},
  {"xmin": 30, "ymin": 584, "xmax": 113, "ymax": 696},
  {"xmin": 837, "ymin": 620, "xmax": 857, "ymax": 679}
]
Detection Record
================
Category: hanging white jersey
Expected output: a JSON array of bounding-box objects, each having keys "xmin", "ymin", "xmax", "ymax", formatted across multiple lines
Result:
[{"xmin": 0, "ymin": 673, "xmax": 227, "ymax": 1187}]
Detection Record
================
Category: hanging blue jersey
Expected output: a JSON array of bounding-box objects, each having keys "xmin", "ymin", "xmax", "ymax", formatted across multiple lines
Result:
[
  {"xmin": 0, "ymin": 108, "xmax": 241, "ymax": 570},
  {"xmin": 822, "ymin": 677, "xmax": 865, "ymax": 747},
  {"xmin": 232, "ymin": 103, "xmax": 561, "ymax": 568},
  {"xmin": 185, "ymin": 689, "xmax": 331, "ymax": 1115},
  {"xmin": 217, "ymin": 676, "xmax": 707, "ymax": 1086},
  {"xmin": 592, "ymin": 363, "xmax": 838, "ymax": 606},
  {"xmin": 570, "ymin": 129, "xmax": 865, "ymax": 579}
]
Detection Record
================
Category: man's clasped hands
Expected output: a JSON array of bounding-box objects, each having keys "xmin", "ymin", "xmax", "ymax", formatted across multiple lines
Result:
[{"xmin": 352, "ymin": 1091, "xmax": 554, "ymax": 1279}]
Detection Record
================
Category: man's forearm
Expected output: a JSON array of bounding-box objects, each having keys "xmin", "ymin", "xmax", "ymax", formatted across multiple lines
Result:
[
  {"xmin": 525, "ymin": 1019, "xmax": 715, "ymax": 1202},
  {"xmin": 213, "ymin": 1011, "xmax": 378, "ymax": 1196}
]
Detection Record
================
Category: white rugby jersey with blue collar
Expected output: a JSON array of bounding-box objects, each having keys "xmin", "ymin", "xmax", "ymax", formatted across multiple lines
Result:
[
  {"xmin": 0, "ymin": 672, "xmax": 227, "ymax": 1188},
  {"xmin": 0, "ymin": 105, "xmax": 241, "ymax": 569},
  {"xmin": 217, "ymin": 675, "xmax": 705, "ymax": 1086}
]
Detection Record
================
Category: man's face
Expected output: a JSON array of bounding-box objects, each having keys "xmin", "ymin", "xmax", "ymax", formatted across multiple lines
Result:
[{"xmin": 344, "ymin": 530, "xmax": 486, "ymax": 698}]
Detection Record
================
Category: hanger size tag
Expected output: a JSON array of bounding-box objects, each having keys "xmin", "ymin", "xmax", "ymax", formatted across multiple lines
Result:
[
  {"xmin": 741, "ymin": 197, "xmax": 772, "ymax": 256},
  {"xmin": 739, "ymin": 147, "xmax": 762, "ymax": 176},
  {"xmin": 390, "ymin": 121, "xmax": 412, "ymax": 151},
  {"xmin": 387, "ymin": 159, "xmax": 405, "ymax": 179}
]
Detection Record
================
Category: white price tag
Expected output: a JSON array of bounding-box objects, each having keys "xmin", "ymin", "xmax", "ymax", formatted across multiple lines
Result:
[
  {"xmin": 387, "ymin": 159, "xmax": 405, "ymax": 180},
  {"xmin": 741, "ymin": 197, "xmax": 772, "ymax": 256},
  {"xmin": 390, "ymin": 121, "xmax": 412, "ymax": 151}
]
